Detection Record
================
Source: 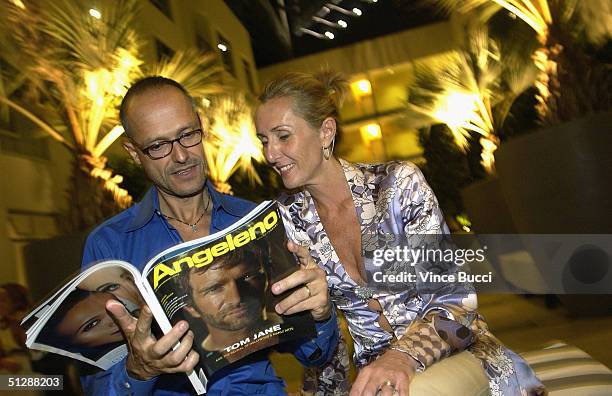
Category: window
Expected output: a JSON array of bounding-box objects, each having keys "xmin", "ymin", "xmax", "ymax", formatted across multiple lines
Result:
[
  {"xmin": 1, "ymin": 105, "xmax": 50, "ymax": 160},
  {"xmin": 216, "ymin": 34, "xmax": 234, "ymax": 76},
  {"xmin": 149, "ymin": 0, "xmax": 172, "ymax": 20},
  {"xmin": 0, "ymin": 132, "xmax": 49, "ymax": 160},
  {"xmin": 155, "ymin": 39, "xmax": 175, "ymax": 61},
  {"xmin": 242, "ymin": 59, "xmax": 256, "ymax": 93},
  {"xmin": 196, "ymin": 34, "xmax": 212, "ymax": 53}
]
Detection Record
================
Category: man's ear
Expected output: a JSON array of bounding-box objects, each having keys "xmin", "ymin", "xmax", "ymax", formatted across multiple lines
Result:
[
  {"xmin": 320, "ymin": 117, "xmax": 337, "ymax": 147},
  {"xmin": 123, "ymin": 139, "xmax": 142, "ymax": 166},
  {"xmin": 183, "ymin": 305, "xmax": 201, "ymax": 318}
]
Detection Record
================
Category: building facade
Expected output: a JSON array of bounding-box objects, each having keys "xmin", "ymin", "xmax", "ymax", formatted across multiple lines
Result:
[{"xmin": 258, "ymin": 19, "xmax": 465, "ymax": 164}]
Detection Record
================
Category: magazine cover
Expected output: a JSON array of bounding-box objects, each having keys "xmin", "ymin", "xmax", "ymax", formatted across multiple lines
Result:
[{"xmin": 143, "ymin": 201, "xmax": 316, "ymax": 376}]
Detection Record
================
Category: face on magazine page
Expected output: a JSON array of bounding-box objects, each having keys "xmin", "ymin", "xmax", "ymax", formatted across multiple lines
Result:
[
  {"xmin": 148, "ymin": 204, "xmax": 316, "ymax": 375},
  {"xmin": 36, "ymin": 267, "xmax": 143, "ymax": 362}
]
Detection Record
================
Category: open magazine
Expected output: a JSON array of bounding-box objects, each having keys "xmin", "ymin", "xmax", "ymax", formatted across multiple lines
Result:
[{"xmin": 21, "ymin": 201, "xmax": 316, "ymax": 394}]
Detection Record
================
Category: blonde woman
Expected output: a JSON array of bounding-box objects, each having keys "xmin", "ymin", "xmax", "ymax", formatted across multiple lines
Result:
[{"xmin": 256, "ymin": 72, "xmax": 545, "ymax": 396}]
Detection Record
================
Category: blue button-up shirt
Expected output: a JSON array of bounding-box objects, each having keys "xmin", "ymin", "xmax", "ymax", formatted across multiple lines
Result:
[{"xmin": 81, "ymin": 182, "xmax": 338, "ymax": 395}]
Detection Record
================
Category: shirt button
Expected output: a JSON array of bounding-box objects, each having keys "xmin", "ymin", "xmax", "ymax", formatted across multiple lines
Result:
[{"xmin": 124, "ymin": 382, "xmax": 131, "ymax": 389}]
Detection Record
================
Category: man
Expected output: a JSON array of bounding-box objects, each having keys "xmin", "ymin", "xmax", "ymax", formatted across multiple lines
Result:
[
  {"xmin": 81, "ymin": 76, "xmax": 338, "ymax": 395},
  {"xmin": 180, "ymin": 240, "xmax": 284, "ymax": 370}
]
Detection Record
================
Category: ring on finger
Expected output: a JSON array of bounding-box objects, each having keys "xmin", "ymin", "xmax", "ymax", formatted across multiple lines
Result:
[
  {"xmin": 303, "ymin": 284, "xmax": 312, "ymax": 298},
  {"xmin": 382, "ymin": 379, "xmax": 394, "ymax": 389}
]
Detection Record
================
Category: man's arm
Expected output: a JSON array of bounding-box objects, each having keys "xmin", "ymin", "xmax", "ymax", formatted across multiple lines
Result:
[
  {"xmin": 279, "ymin": 309, "xmax": 339, "ymax": 367},
  {"xmin": 80, "ymin": 357, "xmax": 159, "ymax": 396}
]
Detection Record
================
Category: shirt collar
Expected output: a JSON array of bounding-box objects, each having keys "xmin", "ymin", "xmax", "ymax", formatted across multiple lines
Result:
[
  {"xmin": 207, "ymin": 180, "xmax": 246, "ymax": 217},
  {"xmin": 126, "ymin": 187, "xmax": 157, "ymax": 232},
  {"xmin": 126, "ymin": 179, "xmax": 244, "ymax": 232}
]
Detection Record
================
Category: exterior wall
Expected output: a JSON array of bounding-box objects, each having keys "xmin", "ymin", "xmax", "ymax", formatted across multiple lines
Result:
[
  {"xmin": 135, "ymin": 0, "xmax": 259, "ymax": 94},
  {"xmin": 259, "ymin": 21, "xmax": 463, "ymax": 84},
  {"xmin": 0, "ymin": 140, "xmax": 70, "ymax": 283}
]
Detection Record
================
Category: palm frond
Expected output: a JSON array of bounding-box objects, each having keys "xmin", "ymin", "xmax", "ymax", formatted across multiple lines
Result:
[
  {"xmin": 40, "ymin": 0, "xmax": 140, "ymax": 71},
  {"xmin": 0, "ymin": 96, "xmax": 73, "ymax": 149},
  {"xmin": 203, "ymin": 94, "xmax": 264, "ymax": 187},
  {"xmin": 405, "ymin": 25, "xmax": 525, "ymax": 173},
  {"xmin": 407, "ymin": 29, "xmax": 499, "ymax": 150},
  {"xmin": 424, "ymin": 0, "xmax": 488, "ymax": 14},
  {"xmin": 148, "ymin": 50, "xmax": 227, "ymax": 102}
]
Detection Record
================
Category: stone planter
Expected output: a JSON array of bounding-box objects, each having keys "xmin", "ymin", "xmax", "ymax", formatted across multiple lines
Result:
[
  {"xmin": 461, "ymin": 176, "xmax": 517, "ymax": 234},
  {"xmin": 495, "ymin": 111, "xmax": 612, "ymax": 314},
  {"xmin": 495, "ymin": 111, "xmax": 612, "ymax": 234}
]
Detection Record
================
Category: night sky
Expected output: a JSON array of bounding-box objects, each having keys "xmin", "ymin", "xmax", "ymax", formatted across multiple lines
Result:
[{"xmin": 224, "ymin": 0, "xmax": 446, "ymax": 67}]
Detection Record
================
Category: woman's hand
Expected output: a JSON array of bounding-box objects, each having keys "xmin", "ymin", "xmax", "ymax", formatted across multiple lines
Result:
[
  {"xmin": 271, "ymin": 241, "xmax": 331, "ymax": 322},
  {"xmin": 350, "ymin": 349, "xmax": 418, "ymax": 396}
]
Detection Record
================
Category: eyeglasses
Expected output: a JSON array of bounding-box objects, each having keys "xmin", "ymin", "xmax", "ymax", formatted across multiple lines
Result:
[{"xmin": 135, "ymin": 129, "xmax": 203, "ymax": 160}]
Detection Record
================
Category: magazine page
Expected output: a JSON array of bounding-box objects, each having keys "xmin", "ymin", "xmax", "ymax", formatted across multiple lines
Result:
[
  {"xmin": 141, "ymin": 201, "xmax": 316, "ymax": 377},
  {"xmin": 24, "ymin": 261, "xmax": 145, "ymax": 370}
]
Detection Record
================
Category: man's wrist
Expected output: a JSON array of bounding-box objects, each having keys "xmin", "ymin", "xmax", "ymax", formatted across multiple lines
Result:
[
  {"xmin": 119, "ymin": 359, "xmax": 159, "ymax": 395},
  {"xmin": 126, "ymin": 357, "xmax": 155, "ymax": 381}
]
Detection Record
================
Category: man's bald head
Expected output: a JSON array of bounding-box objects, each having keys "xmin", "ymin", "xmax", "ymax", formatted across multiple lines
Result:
[{"xmin": 120, "ymin": 76, "xmax": 196, "ymax": 137}]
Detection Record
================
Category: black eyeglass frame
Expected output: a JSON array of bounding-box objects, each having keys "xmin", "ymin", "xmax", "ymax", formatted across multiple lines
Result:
[{"xmin": 133, "ymin": 129, "xmax": 204, "ymax": 160}]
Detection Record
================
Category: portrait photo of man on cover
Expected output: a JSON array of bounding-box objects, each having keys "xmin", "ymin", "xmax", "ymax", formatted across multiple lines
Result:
[{"xmin": 177, "ymin": 238, "xmax": 284, "ymax": 370}]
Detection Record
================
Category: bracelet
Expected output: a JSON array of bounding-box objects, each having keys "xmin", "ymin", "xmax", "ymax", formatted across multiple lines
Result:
[{"xmin": 389, "ymin": 346, "xmax": 425, "ymax": 373}]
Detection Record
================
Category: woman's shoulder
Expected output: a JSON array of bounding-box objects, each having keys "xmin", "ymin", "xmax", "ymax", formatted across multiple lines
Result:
[{"xmin": 349, "ymin": 159, "xmax": 425, "ymax": 185}]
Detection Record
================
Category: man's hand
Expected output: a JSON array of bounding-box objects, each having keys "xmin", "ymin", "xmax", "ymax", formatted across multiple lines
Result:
[
  {"xmin": 271, "ymin": 241, "xmax": 331, "ymax": 322},
  {"xmin": 106, "ymin": 301, "xmax": 199, "ymax": 381},
  {"xmin": 350, "ymin": 349, "xmax": 418, "ymax": 396}
]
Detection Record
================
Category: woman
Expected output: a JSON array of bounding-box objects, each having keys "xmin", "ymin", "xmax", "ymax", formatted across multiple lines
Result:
[
  {"xmin": 79, "ymin": 267, "xmax": 145, "ymax": 315},
  {"xmin": 38, "ymin": 288, "xmax": 133, "ymax": 360},
  {"xmin": 255, "ymin": 72, "xmax": 545, "ymax": 396}
]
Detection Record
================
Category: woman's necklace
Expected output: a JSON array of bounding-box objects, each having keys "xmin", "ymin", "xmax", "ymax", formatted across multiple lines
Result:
[{"xmin": 162, "ymin": 196, "xmax": 211, "ymax": 232}]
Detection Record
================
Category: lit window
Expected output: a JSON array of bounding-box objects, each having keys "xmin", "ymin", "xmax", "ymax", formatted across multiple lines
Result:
[
  {"xmin": 360, "ymin": 123, "xmax": 382, "ymax": 143},
  {"xmin": 350, "ymin": 79, "xmax": 372, "ymax": 98}
]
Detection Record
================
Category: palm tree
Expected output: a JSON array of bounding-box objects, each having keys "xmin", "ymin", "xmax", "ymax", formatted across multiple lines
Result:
[
  {"xmin": 425, "ymin": 0, "xmax": 612, "ymax": 125},
  {"xmin": 201, "ymin": 94, "xmax": 265, "ymax": 194},
  {"xmin": 148, "ymin": 49, "xmax": 227, "ymax": 104},
  {"xmin": 405, "ymin": 27, "xmax": 536, "ymax": 173},
  {"xmin": 1, "ymin": 0, "xmax": 141, "ymax": 231}
]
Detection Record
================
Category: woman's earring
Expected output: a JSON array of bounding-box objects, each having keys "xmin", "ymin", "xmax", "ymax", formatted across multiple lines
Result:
[{"xmin": 322, "ymin": 137, "xmax": 335, "ymax": 160}]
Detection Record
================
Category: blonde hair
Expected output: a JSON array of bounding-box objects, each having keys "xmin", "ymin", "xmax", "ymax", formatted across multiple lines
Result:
[{"xmin": 259, "ymin": 71, "xmax": 348, "ymax": 132}]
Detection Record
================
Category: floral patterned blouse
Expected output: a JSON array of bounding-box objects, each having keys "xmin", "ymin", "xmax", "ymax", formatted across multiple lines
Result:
[{"xmin": 278, "ymin": 159, "xmax": 545, "ymax": 396}]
